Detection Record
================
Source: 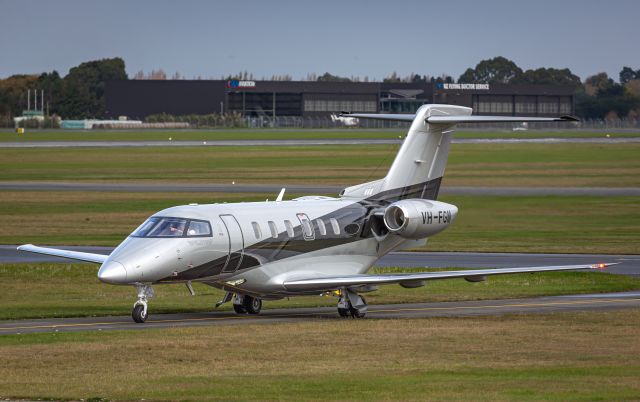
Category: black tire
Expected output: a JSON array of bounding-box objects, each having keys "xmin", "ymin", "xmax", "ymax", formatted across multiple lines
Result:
[
  {"xmin": 243, "ymin": 296, "xmax": 262, "ymax": 314},
  {"xmin": 337, "ymin": 307, "xmax": 350, "ymax": 317},
  {"xmin": 233, "ymin": 302, "xmax": 247, "ymax": 314},
  {"xmin": 132, "ymin": 304, "xmax": 147, "ymax": 323},
  {"xmin": 349, "ymin": 296, "xmax": 367, "ymax": 318}
]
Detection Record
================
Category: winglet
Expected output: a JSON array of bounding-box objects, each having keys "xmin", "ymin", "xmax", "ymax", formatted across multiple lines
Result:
[
  {"xmin": 276, "ymin": 188, "xmax": 286, "ymax": 202},
  {"xmin": 591, "ymin": 262, "xmax": 618, "ymax": 270}
]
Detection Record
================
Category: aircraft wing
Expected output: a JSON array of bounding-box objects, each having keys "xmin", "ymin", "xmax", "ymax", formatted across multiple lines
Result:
[
  {"xmin": 283, "ymin": 263, "xmax": 613, "ymax": 292},
  {"xmin": 17, "ymin": 244, "xmax": 108, "ymax": 264}
]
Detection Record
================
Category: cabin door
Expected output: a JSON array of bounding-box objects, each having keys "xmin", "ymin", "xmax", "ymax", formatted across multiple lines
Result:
[{"xmin": 220, "ymin": 214, "xmax": 245, "ymax": 273}]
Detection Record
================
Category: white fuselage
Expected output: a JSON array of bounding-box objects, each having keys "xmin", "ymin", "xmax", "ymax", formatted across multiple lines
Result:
[{"xmin": 98, "ymin": 196, "xmax": 457, "ymax": 298}]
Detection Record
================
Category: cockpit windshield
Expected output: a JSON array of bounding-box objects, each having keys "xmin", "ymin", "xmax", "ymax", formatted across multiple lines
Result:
[{"xmin": 132, "ymin": 217, "xmax": 212, "ymax": 238}]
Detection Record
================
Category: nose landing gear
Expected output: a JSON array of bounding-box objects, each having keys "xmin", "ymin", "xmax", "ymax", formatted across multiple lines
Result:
[
  {"xmin": 132, "ymin": 303, "xmax": 147, "ymax": 323},
  {"xmin": 337, "ymin": 288, "xmax": 367, "ymax": 318},
  {"xmin": 132, "ymin": 284, "xmax": 154, "ymax": 323}
]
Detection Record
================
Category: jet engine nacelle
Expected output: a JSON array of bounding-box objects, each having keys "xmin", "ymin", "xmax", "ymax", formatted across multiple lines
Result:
[{"xmin": 383, "ymin": 199, "xmax": 458, "ymax": 239}]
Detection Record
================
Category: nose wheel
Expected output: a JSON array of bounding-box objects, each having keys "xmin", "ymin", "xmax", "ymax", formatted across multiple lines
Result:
[
  {"xmin": 132, "ymin": 302, "xmax": 147, "ymax": 323},
  {"xmin": 132, "ymin": 284, "xmax": 154, "ymax": 323}
]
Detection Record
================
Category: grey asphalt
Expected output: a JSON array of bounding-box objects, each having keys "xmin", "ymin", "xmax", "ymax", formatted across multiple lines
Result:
[
  {"xmin": 2, "ymin": 247, "xmax": 639, "ymax": 334},
  {"xmin": 379, "ymin": 251, "xmax": 640, "ymax": 277},
  {"xmin": 1, "ymin": 292, "xmax": 638, "ymax": 335},
  {"xmin": 0, "ymin": 181, "xmax": 343, "ymax": 194},
  {"xmin": 3, "ymin": 245, "xmax": 639, "ymax": 276},
  {"xmin": 2, "ymin": 181, "xmax": 639, "ymax": 196},
  {"xmin": 1, "ymin": 137, "xmax": 640, "ymax": 148}
]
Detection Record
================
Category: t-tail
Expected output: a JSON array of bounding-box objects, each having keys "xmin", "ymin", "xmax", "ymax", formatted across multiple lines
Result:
[{"xmin": 339, "ymin": 104, "xmax": 577, "ymax": 204}]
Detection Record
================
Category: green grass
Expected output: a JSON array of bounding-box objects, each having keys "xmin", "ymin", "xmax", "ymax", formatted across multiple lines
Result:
[
  {"xmin": 1, "ymin": 142, "xmax": 639, "ymax": 187},
  {"xmin": 431, "ymin": 195, "xmax": 640, "ymax": 254},
  {"xmin": 1, "ymin": 129, "xmax": 401, "ymax": 142},
  {"xmin": 1, "ymin": 263, "xmax": 638, "ymax": 320},
  {"xmin": 0, "ymin": 128, "xmax": 638, "ymax": 142},
  {"xmin": 1, "ymin": 310, "xmax": 640, "ymax": 400}
]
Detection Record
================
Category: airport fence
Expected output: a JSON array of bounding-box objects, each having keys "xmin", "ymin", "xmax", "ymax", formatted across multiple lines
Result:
[
  {"xmin": 244, "ymin": 116, "xmax": 640, "ymax": 131},
  {"xmin": 1, "ymin": 115, "xmax": 639, "ymax": 131}
]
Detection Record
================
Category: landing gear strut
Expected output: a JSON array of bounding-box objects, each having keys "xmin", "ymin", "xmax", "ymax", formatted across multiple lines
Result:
[
  {"xmin": 233, "ymin": 294, "xmax": 262, "ymax": 315},
  {"xmin": 337, "ymin": 288, "xmax": 367, "ymax": 318},
  {"xmin": 132, "ymin": 284, "xmax": 154, "ymax": 323}
]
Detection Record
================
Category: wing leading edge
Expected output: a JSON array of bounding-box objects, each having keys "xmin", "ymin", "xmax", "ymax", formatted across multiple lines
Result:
[
  {"xmin": 17, "ymin": 244, "xmax": 108, "ymax": 264},
  {"xmin": 283, "ymin": 263, "xmax": 614, "ymax": 292}
]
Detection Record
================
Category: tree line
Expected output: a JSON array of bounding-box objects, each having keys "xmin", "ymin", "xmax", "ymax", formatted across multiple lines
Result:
[
  {"xmin": 1, "ymin": 56, "xmax": 639, "ymax": 121},
  {"xmin": 0, "ymin": 58, "xmax": 126, "ymax": 123}
]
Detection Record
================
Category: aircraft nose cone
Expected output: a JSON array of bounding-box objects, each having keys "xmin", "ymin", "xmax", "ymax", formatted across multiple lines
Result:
[{"xmin": 98, "ymin": 261, "xmax": 127, "ymax": 284}]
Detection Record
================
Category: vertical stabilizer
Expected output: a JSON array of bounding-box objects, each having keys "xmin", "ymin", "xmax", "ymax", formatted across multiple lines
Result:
[
  {"xmin": 339, "ymin": 105, "xmax": 573, "ymax": 203},
  {"xmin": 379, "ymin": 104, "xmax": 471, "ymax": 200}
]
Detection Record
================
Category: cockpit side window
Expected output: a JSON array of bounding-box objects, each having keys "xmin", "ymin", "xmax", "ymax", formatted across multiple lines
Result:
[
  {"xmin": 187, "ymin": 220, "xmax": 212, "ymax": 237},
  {"xmin": 131, "ymin": 217, "xmax": 212, "ymax": 238}
]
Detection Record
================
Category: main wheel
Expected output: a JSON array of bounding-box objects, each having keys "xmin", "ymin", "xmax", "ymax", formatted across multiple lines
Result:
[
  {"xmin": 233, "ymin": 303, "xmax": 247, "ymax": 314},
  {"xmin": 349, "ymin": 307, "xmax": 366, "ymax": 318},
  {"xmin": 243, "ymin": 296, "xmax": 262, "ymax": 314},
  {"xmin": 337, "ymin": 307, "xmax": 350, "ymax": 317},
  {"xmin": 349, "ymin": 296, "xmax": 367, "ymax": 318},
  {"xmin": 132, "ymin": 304, "xmax": 147, "ymax": 323}
]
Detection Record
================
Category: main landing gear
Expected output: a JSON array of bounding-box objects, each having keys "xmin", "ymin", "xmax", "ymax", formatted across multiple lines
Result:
[
  {"xmin": 232, "ymin": 294, "xmax": 262, "ymax": 315},
  {"xmin": 132, "ymin": 284, "xmax": 154, "ymax": 323},
  {"xmin": 337, "ymin": 288, "xmax": 368, "ymax": 318}
]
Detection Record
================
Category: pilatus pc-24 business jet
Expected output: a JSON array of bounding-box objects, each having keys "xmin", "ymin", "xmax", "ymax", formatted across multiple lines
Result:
[{"xmin": 18, "ymin": 105, "xmax": 610, "ymax": 323}]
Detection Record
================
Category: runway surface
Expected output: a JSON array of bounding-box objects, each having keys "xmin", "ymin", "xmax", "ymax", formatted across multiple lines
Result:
[
  {"xmin": 2, "ymin": 245, "xmax": 639, "ymax": 276},
  {"xmin": 1, "ymin": 137, "xmax": 639, "ymax": 148},
  {"xmin": 1, "ymin": 292, "xmax": 639, "ymax": 335},
  {"xmin": 2, "ymin": 181, "xmax": 639, "ymax": 196}
]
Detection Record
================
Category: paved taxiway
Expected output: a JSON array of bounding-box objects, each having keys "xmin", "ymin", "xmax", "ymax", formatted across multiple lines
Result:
[
  {"xmin": 1, "ymin": 292, "xmax": 638, "ymax": 335},
  {"xmin": 1, "ymin": 137, "xmax": 639, "ymax": 148},
  {"xmin": 2, "ymin": 247, "xmax": 638, "ymax": 334},
  {"xmin": 2, "ymin": 181, "xmax": 639, "ymax": 196},
  {"xmin": 2, "ymin": 246, "xmax": 638, "ymax": 276}
]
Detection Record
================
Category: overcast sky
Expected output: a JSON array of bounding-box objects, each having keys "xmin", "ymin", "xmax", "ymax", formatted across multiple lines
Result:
[{"xmin": 1, "ymin": 0, "xmax": 638, "ymax": 81}]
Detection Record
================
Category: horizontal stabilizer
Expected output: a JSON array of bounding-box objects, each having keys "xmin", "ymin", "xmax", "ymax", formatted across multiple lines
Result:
[
  {"xmin": 339, "ymin": 112, "xmax": 415, "ymax": 122},
  {"xmin": 17, "ymin": 244, "xmax": 108, "ymax": 264},
  {"xmin": 340, "ymin": 111, "xmax": 578, "ymax": 124},
  {"xmin": 426, "ymin": 115, "xmax": 579, "ymax": 124},
  {"xmin": 283, "ymin": 263, "xmax": 614, "ymax": 292}
]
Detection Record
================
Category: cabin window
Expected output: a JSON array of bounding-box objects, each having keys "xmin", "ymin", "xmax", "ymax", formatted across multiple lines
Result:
[
  {"xmin": 344, "ymin": 223, "xmax": 360, "ymax": 236},
  {"xmin": 297, "ymin": 213, "xmax": 315, "ymax": 240},
  {"xmin": 330, "ymin": 218, "xmax": 340, "ymax": 235},
  {"xmin": 316, "ymin": 219, "xmax": 327, "ymax": 236},
  {"xmin": 268, "ymin": 221, "xmax": 278, "ymax": 238},
  {"xmin": 284, "ymin": 220, "xmax": 295, "ymax": 238},
  {"xmin": 301, "ymin": 219, "xmax": 313, "ymax": 238},
  {"xmin": 251, "ymin": 222, "xmax": 262, "ymax": 239}
]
